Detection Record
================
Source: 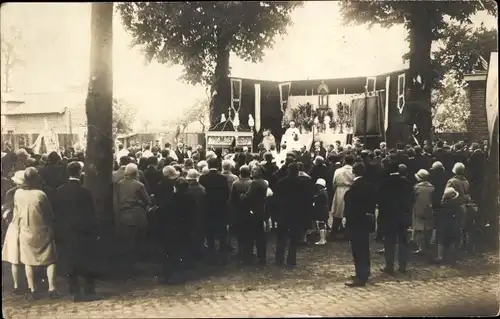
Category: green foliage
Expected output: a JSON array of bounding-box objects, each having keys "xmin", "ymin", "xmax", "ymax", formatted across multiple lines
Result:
[
  {"xmin": 340, "ymin": 0, "xmax": 497, "ymax": 83},
  {"xmin": 340, "ymin": 1, "xmax": 497, "ymax": 32},
  {"xmin": 113, "ymin": 98, "xmax": 136, "ymax": 135},
  {"xmin": 117, "ymin": 2, "xmax": 302, "ymax": 87},
  {"xmin": 431, "ymin": 73, "xmax": 470, "ymax": 133},
  {"xmin": 1, "ymin": 25, "xmax": 25, "ymax": 92},
  {"xmin": 177, "ymin": 98, "xmax": 210, "ymax": 132},
  {"xmin": 433, "ymin": 24, "xmax": 498, "ymax": 83}
]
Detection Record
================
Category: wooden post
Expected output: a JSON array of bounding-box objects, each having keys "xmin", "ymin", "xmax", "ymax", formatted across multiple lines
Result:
[{"xmin": 363, "ymin": 86, "xmax": 368, "ymax": 146}]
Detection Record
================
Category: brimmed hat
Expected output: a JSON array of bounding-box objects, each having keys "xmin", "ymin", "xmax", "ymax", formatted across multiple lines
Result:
[
  {"xmin": 124, "ymin": 163, "xmax": 138, "ymax": 176},
  {"xmin": 186, "ymin": 169, "xmax": 200, "ymax": 181},
  {"xmin": 443, "ymin": 187, "xmax": 459, "ymax": 200},
  {"xmin": 316, "ymin": 178, "xmax": 326, "ymax": 187},
  {"xmin": 163, "ymin": 165, "xmax": 180, "ymax": 179},
  {"xmin": 11, "ymin": 170, "xmax": 25, "ymax": 185},
  {"xmin": 415, "ymin": 169, "xmax": 430, "ymax": 182},
  {"xmin": 452, "ymin": 162, "xmax": 466, "ymax": 175},
  {"xmin": 431, "ymin": 161, "xmax": 444, "ymax": 170}
]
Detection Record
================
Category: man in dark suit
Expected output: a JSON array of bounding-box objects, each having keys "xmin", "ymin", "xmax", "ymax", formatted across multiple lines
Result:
[
  {"xmin": 344, "ymin": 163, "xmax": 376, "ymax": 287},
  {"xmin": 199, "ymin": 157, "xmax": 230, "ymax": 264},
  {"xmin": 231, "ymin": 165, "xmax": 253, "ymax": 261},
  {"xmin": 241, "ymin": 165, "xmax": 269, "ymax": 265},
  {"xmin": 298, "ymin": 145, "xmax": 313, "ymax": 172},
  {"xmin": 275, "ymin": 162, "xmax": 314, "ymax": 267},
  {"xmin": 174, "ymin": 142, "xmax": 188, "ymax": 164},
  {"xmin": 53, "ymin": 161, "xmax": 101, "ymax": 302},
  {"xmin": 377, "ymin": 162, "xmax": 414, "ymax": 275},
  {"xmin": 467, "ymin": 142, "xmax": 485, "ymax": 206}
]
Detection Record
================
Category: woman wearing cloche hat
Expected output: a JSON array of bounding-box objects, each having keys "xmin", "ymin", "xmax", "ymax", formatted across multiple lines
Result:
[
  {"xmin": 412, "ymin": 169, "xmax": 434, "ymax": 255},
  {"xmin": 434, "ymin": 187, "xmax": 462, "ymax": 264}
]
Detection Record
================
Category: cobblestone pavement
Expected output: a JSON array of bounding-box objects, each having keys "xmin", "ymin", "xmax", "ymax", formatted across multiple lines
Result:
[{"xmin": 3, "ymin": 236, "xmax": 499, "ymax": 318}]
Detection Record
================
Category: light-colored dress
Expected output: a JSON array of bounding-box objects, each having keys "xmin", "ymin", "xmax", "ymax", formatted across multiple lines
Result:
[
  {"xmin": 412, "ymin": 181, "xmax": 435, "ymax": 231},
  {"xmin": 330, "ymin": 165, "xmax": 354, "ymax": 223},
  {"xmin": 2, "ymin": 188, "xmax": 57, "ymax": 266}
]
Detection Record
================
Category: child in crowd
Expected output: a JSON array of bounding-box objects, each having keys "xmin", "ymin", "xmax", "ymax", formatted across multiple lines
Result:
[{"xmin": 313, "ymin": 178, "xmax": 329, "ymax": 245}]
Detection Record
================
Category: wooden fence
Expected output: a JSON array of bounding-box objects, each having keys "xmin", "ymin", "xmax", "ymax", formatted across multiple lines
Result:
[{"xmin": 1, "ymin": 133, "xmax": 78, "ymax": 150}]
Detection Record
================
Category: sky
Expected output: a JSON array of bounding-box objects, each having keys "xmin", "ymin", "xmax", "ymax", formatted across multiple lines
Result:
[{"xmin": 1, "ymin": 2, "xmax": 496, "ymax": 128}]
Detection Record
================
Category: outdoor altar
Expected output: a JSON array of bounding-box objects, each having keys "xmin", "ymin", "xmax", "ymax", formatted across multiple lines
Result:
[{"xmin": 281, "ymin": 85, "xmax": 357, "ymax": 150}]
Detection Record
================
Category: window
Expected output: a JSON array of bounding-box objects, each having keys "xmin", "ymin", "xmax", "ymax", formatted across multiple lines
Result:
[
  {"xmin": 317, "ymin": 81, "xmax": 329, "ymax": 109},
  {"xmin": 397, "ymin": 73, "xmax": 405, "ymax": 114},
  {"xmin": 366, "ymin": 77, "xmax": 377, "ymax": 92},
  {"xmin": 278, "ymin": 82, "xmax": 292, "ymax": 114}
]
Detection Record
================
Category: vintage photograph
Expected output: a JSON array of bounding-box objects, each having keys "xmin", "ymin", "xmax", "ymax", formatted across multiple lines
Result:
[{"xmin": 1, "ymin": 1, "xmax": 498, "ymax": 317}]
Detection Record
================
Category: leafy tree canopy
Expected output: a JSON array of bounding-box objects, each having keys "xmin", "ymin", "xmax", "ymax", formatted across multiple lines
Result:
[
  {"xmin": 433, "ymin": 23, "xmax": 498, "ymax": 83},
  {"xmin": 176, "ymin": 97, "xmax": 210, "ymax": 132},
  {"xmin": 340, "ymin": 0, "xmax": 497, "ymax": 84},
  {"xmin": 113, "ymin": 98, "xmax": 136, "ymax": 135},
  {"xmin": 117, "ymin": 1, "xmax": 302, "ymax": 87},
  {"xmin": 432, "ymin": 72, "xmax": 470, "ymax": 133},
  {"xmin": 340, "ymin": 0, "xmax": 497, "ymax": 35}
]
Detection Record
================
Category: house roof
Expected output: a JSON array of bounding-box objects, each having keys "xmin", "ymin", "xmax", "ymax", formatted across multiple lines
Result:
[{"xmin": 2, "ymin": 92, "xmax": 86, "ymax": 116}]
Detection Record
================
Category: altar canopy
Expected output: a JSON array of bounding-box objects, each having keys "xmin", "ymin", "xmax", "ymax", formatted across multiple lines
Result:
[{"xmin": 486, "ymin": 52, "xmax": 498, "ymax": 145}]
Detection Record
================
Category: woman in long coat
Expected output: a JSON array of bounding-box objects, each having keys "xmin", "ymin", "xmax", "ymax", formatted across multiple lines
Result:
[
  {"xmin": 329, "ymin": 155, "xmax": 355, "ymax": 237},
  {"xmin": 412, "ymin": 169, "xmax": 435, "ymax": 255},
  {"xmin": 2, "ymin": 170, "xmax": 26, "ymax": 294},
  {"xmin": 4, "ymin": 167, "xmax": 59, "ymax": 299}
]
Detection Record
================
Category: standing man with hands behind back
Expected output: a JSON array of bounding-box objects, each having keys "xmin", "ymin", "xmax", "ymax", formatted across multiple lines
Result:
[{"xmin": 343, "ymin": 162, "xmax": 376, "ymax": 287}]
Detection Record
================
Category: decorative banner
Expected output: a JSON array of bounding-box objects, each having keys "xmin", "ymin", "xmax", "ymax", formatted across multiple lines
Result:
[
  {"xmin": 254, "ymin": 83, "xmax": 261, "ymax": 132},
  {"xmin": 397, "ymin": 73, "xmax": 406, "ymax": 114},
  {"xmin": 206, "ymin": 135, "xmax": 234, "ymax": 146},
  {"xmin": 384, "ymin": 76, "xmax": 390, "ymax": 135},
  {"xmin": 278, "ymin": 82, "xmax": 292, "ymax": 114},
  {"xmin": 236, "ymin": 135, "xmax": 253, "ymax": 146}
]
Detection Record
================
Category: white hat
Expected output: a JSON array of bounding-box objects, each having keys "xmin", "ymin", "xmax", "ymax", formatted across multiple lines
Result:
[
  {"xmin": 162, "ymin": 165, "xmax": 180, "ymax": 179},
  {"xmin": 316, "ymin": 178, "xmax": 326, "ymax": 187},
  {"xmin": 124, "ymin": 163, "xmax": 138, "ymax": 176},
  {"xmin": 431, "ymin": 161, "xmax": 444, "ymax": 170},
  {"xmin": 186, "ymin": 169, "xmax": 200, "ymax": 181},
  {"xmin": 452, "ymin": 162, "xmax": 466, "ymax": 175},
  {"xmin": 415, "ymin": 169, "xmax": 430, "ymax": 182},
  {"xmin": 11, "ymin": 170, "xmax": 25, "ymax": 185}
]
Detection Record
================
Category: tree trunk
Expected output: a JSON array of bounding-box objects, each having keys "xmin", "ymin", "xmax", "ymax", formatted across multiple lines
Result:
[
  {"xmin": 85, "ymin": 3, "xmax": 114, "ymax": 234},
  {"xmin": 209, "ymin": 40, "xmax": 231, "ymax": 130},
  {"xmin": 407, "ymin": 4, "xmax": 434, "ymax": 145}
]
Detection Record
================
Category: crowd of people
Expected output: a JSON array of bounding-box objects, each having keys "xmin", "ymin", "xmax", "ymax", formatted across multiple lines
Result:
[{"xmin": 0, "ymin": 136, "xmax": 488, "ymax": 300}]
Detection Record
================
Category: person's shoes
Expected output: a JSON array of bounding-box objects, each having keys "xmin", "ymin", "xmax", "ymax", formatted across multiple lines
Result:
[
  {"xmin": 412, "ymin": 249, "xmax": 424, "ymax": 255},
  {"xmin": 48, "ymin": 290, "xmax": 63, "ymax": 299},
  {"xmin": 73, "ymin": 293, "xmax": 104, "ymax": 302},
  {"xmin": 376, "ymin": 248, "xmax": 385, "ymax": 254},
  {"xmin": 25, "ymin": 291, "xmax": 41, "ymax": 301},
  {"xmin": 398, "ymin": 268, "xmax": 407, "ymax": 274},
  {"xmin": 345, "ymin": 279, "xmax": 366, "ymax": 287},
  {"xmin": 380, "ymin": 267, "xmax": 395, "ymax": 275},
  {"xmin": 315, "ymin": 240, "xmax": 327, "ymax": 245},
  {"xmin": 275, "ymin": 260, "xmax": 284, "ymax": 267},
  {"xmin": 432, "ymin": 257, "xmax": 444, "ymax": 264},
  {"xmin": 12, "ymin": 287, "xmax": 25, "ymax": 295}
]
